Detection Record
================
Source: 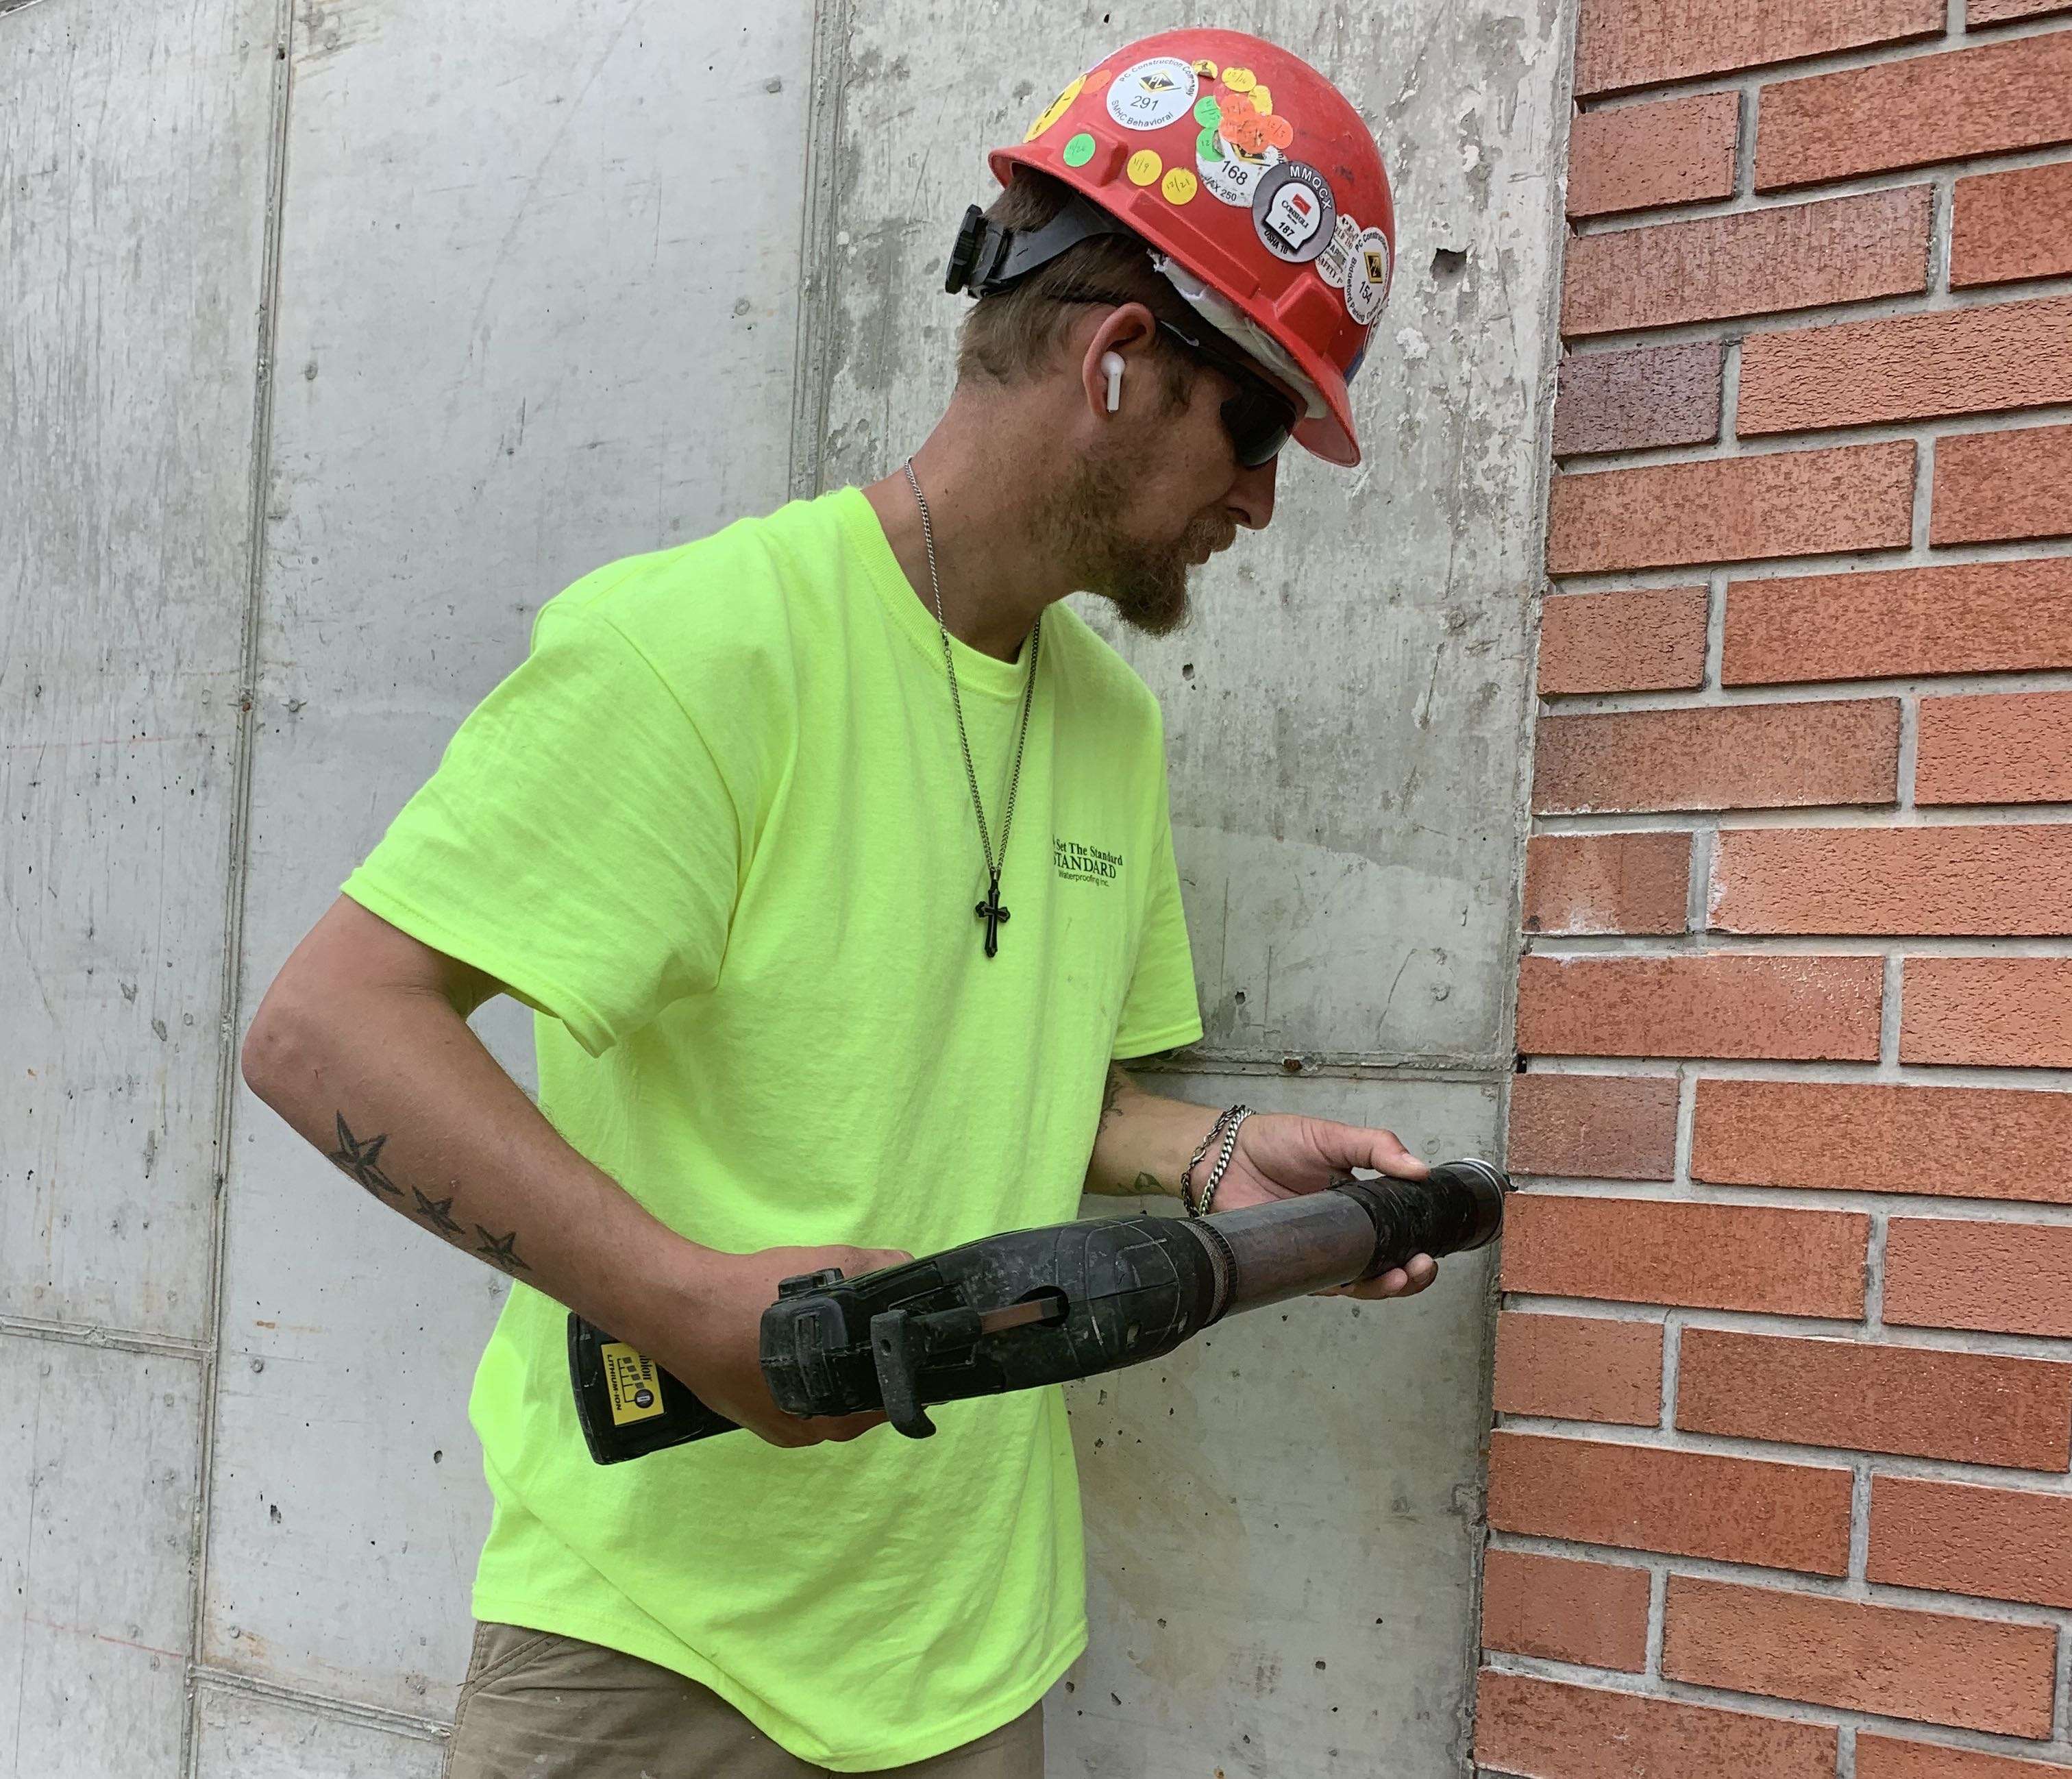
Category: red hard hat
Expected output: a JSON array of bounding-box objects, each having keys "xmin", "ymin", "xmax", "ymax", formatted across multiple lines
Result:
[{"xmin": 990, "ymin": 28, "xmax": 1396, "ymax": 468}]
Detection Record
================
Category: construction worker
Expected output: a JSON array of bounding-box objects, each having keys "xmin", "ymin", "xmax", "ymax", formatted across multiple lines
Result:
[{"xmin": 243, "ymin": 27, "xmax": 1426, "ymax": 1778}]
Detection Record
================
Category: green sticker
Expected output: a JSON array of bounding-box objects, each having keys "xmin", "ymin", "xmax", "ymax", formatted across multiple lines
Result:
[
  {"xmin": 1196, "ymin": 125, "xmax": 1222, "ymax": 162},
  {"xmin": 1193, "ymin": 94, "xmax": 1221, "ymax": 127},
  {"xmin": 1063, "ymin": 132, "xmax": 1096, "ymax": 167}
]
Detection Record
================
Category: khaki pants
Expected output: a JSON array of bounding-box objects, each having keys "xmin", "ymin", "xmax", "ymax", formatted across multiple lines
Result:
[{"xmin": 442, "ymin": 1621, "xmax": 1046, "ymax": 1778}]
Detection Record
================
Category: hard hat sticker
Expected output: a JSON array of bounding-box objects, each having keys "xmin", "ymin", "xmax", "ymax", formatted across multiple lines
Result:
[
  {"xmin": 1107, "ymin": 57, "xmax": 1198, "ymax": 131},
  {"xmin": 1316, "ymin": 214, "xmax": 1359, "ymax": 289},
  {"xmin": 1223, "ymin": 66, "xmax": 1257, "ymax": 94},
  {"xmin": 1127, "ymin": 149, "xmax": 1163, "ymax": 186},
  {"xmin": 1253, "ymin": 160, "xmax": 1336, "ymax": 263},
  {"xmin": 1344, "ymin": 225, "xmax": 1393, "ymax": 325},
  {"xmin": 1192, "ymin": 58, "xmax": 1218, "ymax": 79},
  {"xmin": 1161, "ymin": 167, "xmax": 1198, "ymax": 205},
  {"xmin": 1063, "ymin": 132, "xmax": 1098, "ymax": 169},
  {"xmin": 1198, "ymin": 138, "xmax": 1281, "ymax": 207},
  {"xmin": 1218, "ymin": 106, "xmax": 1270, "ymax": 156},
  {"xmin": 1026, "ymin": 74, "xmax": 1085, "ymax": 143}
]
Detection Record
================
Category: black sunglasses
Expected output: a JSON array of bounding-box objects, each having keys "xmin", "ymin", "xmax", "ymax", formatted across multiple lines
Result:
[{"xmin": 1059, "ymin": 295, "xmax": 1300, "ymax": 469}]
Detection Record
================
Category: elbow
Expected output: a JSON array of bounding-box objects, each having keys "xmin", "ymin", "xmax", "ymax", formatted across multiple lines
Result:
[{"xmin": 241, "ymin": 980, "xmax": 316, "ymax": 1109}]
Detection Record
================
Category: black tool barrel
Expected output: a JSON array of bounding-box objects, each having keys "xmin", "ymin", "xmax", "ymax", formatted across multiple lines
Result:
[{"xmin": 1190, "ymin": 1158, "xmax": 1509, "ymax": 1318}]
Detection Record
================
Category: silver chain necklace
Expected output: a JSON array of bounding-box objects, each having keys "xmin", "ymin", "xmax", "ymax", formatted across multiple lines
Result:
[{"xmin": 904, "ymin": 457, "xmax": 1041, "ymax": 959}]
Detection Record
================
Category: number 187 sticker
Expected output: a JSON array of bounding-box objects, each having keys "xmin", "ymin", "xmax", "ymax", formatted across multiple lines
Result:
[{"xmin": 1106, "ymin": 57, "xmax": 1199, "ymax": 131}]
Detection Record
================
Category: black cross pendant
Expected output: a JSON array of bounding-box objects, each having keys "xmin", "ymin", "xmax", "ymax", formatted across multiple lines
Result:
[{"xmin": 974, "ymin": 872, "xmax": 1011, "ymax": 958}]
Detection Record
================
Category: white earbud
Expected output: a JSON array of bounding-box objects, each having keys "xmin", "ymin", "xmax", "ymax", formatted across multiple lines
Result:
[{"xmin": 1100, "ymin": 351, "xmax": 1126, "ymax": 413}]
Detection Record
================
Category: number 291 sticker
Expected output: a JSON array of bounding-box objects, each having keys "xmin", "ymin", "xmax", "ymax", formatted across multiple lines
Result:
[{"xmin": 1105, "ymin": 56, "xmax": 1199, "ymax": 132}]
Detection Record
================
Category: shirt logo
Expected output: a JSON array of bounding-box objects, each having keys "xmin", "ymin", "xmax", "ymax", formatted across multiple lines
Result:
[{"xmin": 1054, "ymin": 837, "xmax": 1123, "ymax": 885}]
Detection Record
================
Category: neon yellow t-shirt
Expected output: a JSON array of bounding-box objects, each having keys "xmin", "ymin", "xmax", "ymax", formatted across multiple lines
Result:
[{"xmin": 339, "ymin": 484, "xmax": 1202, "ymax": 1770}]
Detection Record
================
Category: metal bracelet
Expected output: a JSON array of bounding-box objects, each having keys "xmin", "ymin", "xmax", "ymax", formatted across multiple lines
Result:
[{"xmin": 1195, "ymin": 1107, "xmax": 1252, "ymax": 1217}]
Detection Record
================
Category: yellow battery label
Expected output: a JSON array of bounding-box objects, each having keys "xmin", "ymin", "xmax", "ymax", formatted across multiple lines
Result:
[{"xmin": 600, "ymin": 1342, "xmax": 666, "ymax": 1427}]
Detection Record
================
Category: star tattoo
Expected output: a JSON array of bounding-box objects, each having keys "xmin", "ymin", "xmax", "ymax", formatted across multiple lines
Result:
[
  {"xmin": 410, "ymin": 1188, "xmax": 463, "ymax": 1235},
  {"xmin": 473, "ymin": 1225, "xmax": 531, "ymax": 1276},
  {"xmin": 328, "ymin": 1114, "xmax": 399, "ymax": 1199}
]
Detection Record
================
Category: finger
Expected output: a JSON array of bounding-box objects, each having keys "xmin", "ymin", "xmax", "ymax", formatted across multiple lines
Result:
[{"xmin": 1361, "ymin": 1127, "xmax": 1430, "ymax": 1181}]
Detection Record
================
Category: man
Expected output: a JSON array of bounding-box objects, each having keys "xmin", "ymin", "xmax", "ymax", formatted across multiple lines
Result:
[{"xmin": 242, "ymin": 26, "xmax": 1432, "ymax": 1778}]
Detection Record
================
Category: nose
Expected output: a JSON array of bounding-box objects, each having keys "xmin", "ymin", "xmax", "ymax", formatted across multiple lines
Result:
[{"xmin": 1227, "ymin": 454, "xmax": 1278, "ymax": 531}]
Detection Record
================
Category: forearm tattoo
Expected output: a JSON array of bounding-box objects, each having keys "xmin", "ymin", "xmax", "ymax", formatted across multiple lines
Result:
[
  {"xmin": 1100, "ymin": 1064, "xmax": 1128, "ymax": 1129},
  {"xmin": 325, "ymin": 1112, "xmax": 530, "ymax": 1276}
]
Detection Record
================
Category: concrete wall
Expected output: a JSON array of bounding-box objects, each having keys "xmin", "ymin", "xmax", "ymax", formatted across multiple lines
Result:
[{"xmin": 1, "ymin": 1, "xmax": 1568, "ymax": 1773}]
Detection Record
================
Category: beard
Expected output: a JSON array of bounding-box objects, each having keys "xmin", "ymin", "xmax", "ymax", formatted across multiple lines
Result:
[{"xmin": 1037, "ymin": 450, "xmax": 1229, "ymax": 637}]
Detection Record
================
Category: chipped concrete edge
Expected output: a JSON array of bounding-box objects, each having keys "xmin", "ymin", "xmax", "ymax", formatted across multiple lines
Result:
[
  {"xmin": 788, "ymin": 0, "xmax": 854, "ymax": 504},
  {"xmin": 1460, "ymin": 0, "xmax": 1584, "ymax": 1769}
]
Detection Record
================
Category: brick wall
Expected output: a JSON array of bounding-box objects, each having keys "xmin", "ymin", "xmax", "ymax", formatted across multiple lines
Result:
[{"xmin": 1479, "ymin": 1, "xmax": 2072, "ymax": 1773}]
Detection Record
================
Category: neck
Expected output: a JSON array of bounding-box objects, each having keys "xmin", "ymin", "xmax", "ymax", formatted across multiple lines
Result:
[{"xmin": 861, "ymin": 404, "xmax": 1075, "ymax": 663}]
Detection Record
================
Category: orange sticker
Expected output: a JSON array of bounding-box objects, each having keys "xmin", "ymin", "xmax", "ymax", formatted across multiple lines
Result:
[
  {"xmin": 1161, "ymin": 167, "xmax": 1198, "ymax": 205},
  {"xmin": 1218, "ymin": 109, "xmax": 1268, "ymax": 155},
  {"xmin": 1085, "ymin": 66, "xmax": 1111, "ymax": 88},
  {"xmin": 1262, "ymin": 113, "xmax": 1295, "ymax": 149},
  {"xmin": 1127, "ymin": 148, "xmax": 1163, "ymax": 186}
]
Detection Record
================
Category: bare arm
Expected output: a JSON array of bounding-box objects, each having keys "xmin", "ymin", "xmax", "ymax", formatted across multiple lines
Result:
[
  {"xmin": 1082, "ymin": 1059, "xmax": 1221, "ymax": 1197},
  {"xmin": 240, "ymin": 895, "xmax": 902, "ymax": 1445}
]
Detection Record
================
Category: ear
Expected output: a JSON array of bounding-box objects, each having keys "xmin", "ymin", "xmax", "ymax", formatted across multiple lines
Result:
[{"xmin": 1079, "ymin": 302, "xmax": 1159, "ymax": 423}]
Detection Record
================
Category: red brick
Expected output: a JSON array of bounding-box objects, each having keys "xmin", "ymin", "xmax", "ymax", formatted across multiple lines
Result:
[
  {"xmin": 1971, "ymin": 0, "xmax": 2072, "ymax": 19},
  {"xmin": 1553, "ymin": 349, "xmax": 1723, "ymax": 458},
  {"xmin": 1662, "ymin": 1575, "xmax": 2057, "ymax": 1736},
  {"xmin": 1903, "ymin": 958, "xmax": 2072, "ymax": 1067},
  {"xmin": 1568, "ymin": 93, "xmax": 1740, "ymax": 219},
  {"xmin": 1739, "ymin": 297, "xmax": 2072, "ymax": 434},
  {"xmin": 1871, "ymin": 1475, "xmax": 2072, "ymax": 1611},
  {"xmin": 1564, "ymin": 188, "xmax": 1930, "ymax": 336},
  {"xmin": 1481, "ymin": 1550, "xmax": 1653, "ymax": 1670},
  {"xmin": 1494, "ymin": 1311, "xmax": 1664, "ymax": 1425},
  {"xmin": 1507, "ymin": 1072, "xmax": 1681, "ymax": 1180},
  {"xmin": 1538, "ymin": 586, "xmax": 1709, "ymax": 692},
  {"xmin": 1934, "ymin": 424, "xmax": 2072, "ymax": 545},
  {"xmin": 1485, "ymin": 1430, "xmax": 1853, "ymax": 1571},
  {"xmin": 1861, "ymin": 1733, "xmax": 2072, "ymax": 1779},
  {"xmin": 1525, "ymin": 833, "xmax": 1690, "ymax": 935},
  {"xmin": 1518, "ymin": 953, "xmax": 1884, "ymax": 1060},
  {"xmin": 1886, "ymin": 1218, "xmax": 2072, "ymax": 1338},
  {"xmin": 1723, "ymin": 559, "xmax": 2072, "ymax": 684},
  {"xmin": 1503, "ymin": 1194, "xmax": 1869, "ymax": 1316},
  {"xmin": 1549, "ymin": 443, "xmax": 1915, "ymax": 573},
  {"xmin": 1476, "ymin": 1670, "xmax": 1836, "ymax": 1779},
  {"xmin": 1758, "ymin": 32, "xmax": 2072, "ymax": 189},
  {"xmin": 1692, "ymin": 1078, "xmax": 2072, "ymax": 1203},
  {"xmin": 1678, "ymin": 1327, "xmax": 2072, "ymax": 1467},
  {"xmin": 1573, "ymin": 0, "xmax": 1942, "ymax": 97},
  {"xmin": 1710, "ymin": 824, "xmax": 2072, "ymax": 935},
  {"xmin": 1953, "ymin": 162, "xmax": 2072, "ymax": 289},
  {"xmin": 1535, "ymin": 701, "xmax": 1899, "ymax": 814},
  {"xmin": 1919, "ymin": 693, "xmax": 2072, "ymax": 805}
]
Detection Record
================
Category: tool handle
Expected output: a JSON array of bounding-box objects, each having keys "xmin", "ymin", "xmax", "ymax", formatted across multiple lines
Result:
[{"xmin": 566, "ymin": 1314, "xmax": 737, "ymax": 1462}]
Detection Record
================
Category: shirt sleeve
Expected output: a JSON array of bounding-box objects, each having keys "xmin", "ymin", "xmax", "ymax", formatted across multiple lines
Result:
[
  {"xmin": 340, "ymin": 603, "xmax": 748, "ymax": 1057},
  {"xmin": 1112, "ymin": 739, "xmax": 1202, "ymax": 1060}
]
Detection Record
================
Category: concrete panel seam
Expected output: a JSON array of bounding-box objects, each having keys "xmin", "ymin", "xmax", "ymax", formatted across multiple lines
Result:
[
  {"xmin": 193, "ymin": 1669, "xmax": 449, "ymax": 1741},
  {"xmin": 1158, "ymin": 1052, "xmax": 1516, "ymax": 1079},
  {"xmin": 0, "ymin": 1316, "xmax": 208, "ymax": 1361},
  {"xmin": 182, "ymin": 5, "xmax": 296, "ymax": 1776},
  {"xmin": 786, "ymin": 0, "xmax": 852, "ymax": 503}
]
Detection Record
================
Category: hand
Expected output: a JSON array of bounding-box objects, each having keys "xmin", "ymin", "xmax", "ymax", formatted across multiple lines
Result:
[
  {"xmin": 661, "ymin": 1242, "xmax": 913, "ymax": 1448},
  {"xmin": 1203, "ymin": 1112, "xmax": 1439, "ymax": 1303}
]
